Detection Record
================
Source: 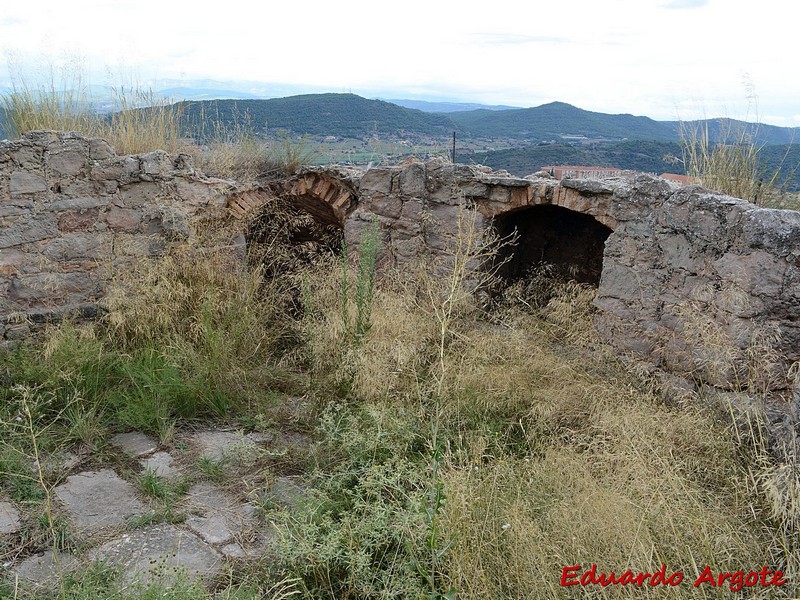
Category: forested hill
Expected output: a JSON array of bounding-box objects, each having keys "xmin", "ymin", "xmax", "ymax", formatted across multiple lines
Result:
[
  {"xmin": 660, "ymin": 117, "xmax": 799, "ymax": 146},
  {"xmin": 142, "ymin": 93, "xmax": 800, "ymax": 147},
  {"xmin": 461, "ymin": 141, "xmax": 684, "ymax": 177},
  {"xmin": 178, "ymin": 94, "xmax": 459, "ymax": 138},
  {"xmin": 461, "ymin": 141, "xmax": 800, "ymax": 191},
  {"xmin": 446, "ymin": 102, "xmax": 677, "ymax": 142}
]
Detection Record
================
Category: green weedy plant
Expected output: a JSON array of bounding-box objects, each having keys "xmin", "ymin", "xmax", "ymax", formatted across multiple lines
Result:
[
  {"xmin": 416, "ymin": 205, "xmax": 505, "ymax": 600},
  {"xmin": 337, "ymin": 221, "xmax": 380, "ymax": 343},
  {"xmin": 1, "ymin": 384, "xmax": 75, "ymax": 598},
  {"xmin": 272, "ymin": 402, "xmax": 433, "ymax": 599},
  {"xmin": 354, "ymin": 223, "xmax": 379, "ymax": 339},
  {"xmin": 319, "ymin": 221, "xmax": 380, "ymax": 397}
]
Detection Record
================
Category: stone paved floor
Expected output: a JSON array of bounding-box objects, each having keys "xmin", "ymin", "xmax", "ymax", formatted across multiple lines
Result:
[{"xmin": 2, "ymin": 425, "xmax": 310, "ymax": 593}]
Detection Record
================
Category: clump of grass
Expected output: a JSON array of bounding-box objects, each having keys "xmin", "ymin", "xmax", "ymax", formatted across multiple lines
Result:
[
  {"xmin": 194, "ymin": 135, "xmax": 272, "ymax": 181},
  {"xmin": 183, "ymin": 102, "xmax": 316, "ymax": 180},
  {"xmin": 102, "ymin": 235, "xmax": 299, "ymax": 411},
  {"xmin": 185, "ymin": 103, "xmax": 273, "ymax": 181},
  {"xmin": 197, "ymin": 456, "xmax": 228, "ymax": 483},
  {"xmin": 678, "ymin": 85, "xmax": 793, "ymax": 205},
  {"xmin": 679, "ymin": 118, "xmax": 771, "ymax": 203},
  {"xmin": 105, "ymin": 87, "xmax": 184, "ymax": 155},
  {"xmin": 1, "ymin": 69, "xmax": 184, "ymax": 155},
  {"xmin": 1, "ymin": 71, "xmax": 96, "ymax": 138},
  {"xmin": 268, "ymin": 136, "xmax": 317, "ymax": 177}
]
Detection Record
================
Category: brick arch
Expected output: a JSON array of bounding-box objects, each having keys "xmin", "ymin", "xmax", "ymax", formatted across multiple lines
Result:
[
  {"xmin": 476, "ymin": 180, "xmax": 619, "ymax": 231},
  {"xmin": 283, "ymin": 171, "xmax": 356, "ymax": 228},
  {"xmin": 226, "ymin": 189, "xmax": 274, "ymax": 219},
  {"xmin": 224, "ymin": 172, "xmax": 356, "ymax": 227}
]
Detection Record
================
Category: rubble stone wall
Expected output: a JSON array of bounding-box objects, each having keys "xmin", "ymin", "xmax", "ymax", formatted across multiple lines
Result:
[
  {"xmin": 0, "ymin": 131, "xmax": 233, "ymax": 344},
  {"xmin": 340, "ymin": 160, "xmax": 800, "ymax": 386},
  {"xmin": 3, "ymin": 134, "xmax": 799, "ymax": 392}
]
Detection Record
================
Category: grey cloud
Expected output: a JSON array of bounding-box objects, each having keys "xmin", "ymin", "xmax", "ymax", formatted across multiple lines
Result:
[{"xmin": 661, "ymin": 0, "xmax": 710, "ymax": 8}]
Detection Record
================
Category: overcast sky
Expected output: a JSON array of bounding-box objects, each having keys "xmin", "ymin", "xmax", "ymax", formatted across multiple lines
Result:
[{"xmin": 1, "ymin": 0, "xmax": 796, "ymax": 126}]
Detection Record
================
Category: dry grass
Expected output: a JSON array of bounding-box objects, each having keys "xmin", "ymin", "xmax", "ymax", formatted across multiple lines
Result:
[
  {"xmin": 291, "ymin": 207, "xmax": 795, "ymax": 598},
  {"xmin": 678, "ymin": 89, "xmax": 793, "ymax": 207},
  {"xmin": 101, "ymin": 226, "xmax": 301, "ymax": 409},
  {"xmin": 104, "ymin": 87, "xmax": 184, "ymax": 155},
  {"xmin": 432, "ymin": 304, "xmax": 773, "ymax": 599},
  {"xmin": 1, "ymin": 72, "xmax": 184, "ymax": 155},
  {"xmin": 1, "ymin": 67, "xmax": 318, "ymax": 182},
  {"xmin": 668, "ymin": 282, "xmax": 785, "ymax": 394},
  {"xmin": 192, "ymin": 136, "xmax": 272, "ymax": 181},
  {"xmin": 680, "ymin": 119, "xmax": 767, "ymax": 202},
  {"xmin": 296, "ymin": 256, "xmax": 789, "ymax": 597}
]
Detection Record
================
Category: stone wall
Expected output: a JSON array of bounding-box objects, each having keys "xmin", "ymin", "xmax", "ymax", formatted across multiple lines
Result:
[
  {"xmin": 593, "ymin": 177, "xmax": 800, "ymax": 386},
  {"xmin": 0, "ymin": 131, "xmax": 234, "ymax": 345},
  {"xmin": 336, "ymin": 159, "xmax": 800, "ymax": 389},
  {"xmin": 3, "ymin": 133, "xmax": 799, "ymax": 394}
]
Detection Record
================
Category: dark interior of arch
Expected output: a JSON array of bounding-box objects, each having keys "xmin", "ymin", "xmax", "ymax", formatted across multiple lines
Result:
[
  {"xmin": 245, "ymin": 196, "xmax": 343, "ymax": 279},
  {"xmin": 492, "ymin": 204, "xmax": 613, "ymax": 286}
]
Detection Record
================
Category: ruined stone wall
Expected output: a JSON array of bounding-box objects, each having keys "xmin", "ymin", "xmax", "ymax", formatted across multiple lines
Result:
[
  {"xmin": 3, "ymin": 134, "xmax": 798, "ymax": 392},
  {"xmin": 339, "ymin": 160, "xmax": 800, "ymax": 388},
  {"xmin": 0, "ymin": 131, "xmax": 233, "ymax": 345},
  {"xmin": 594, "ymin": 177, "xmax": 800, "ymax": 385}
]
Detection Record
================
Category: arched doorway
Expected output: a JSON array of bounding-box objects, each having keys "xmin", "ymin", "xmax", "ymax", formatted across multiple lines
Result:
[{"xmin": 492, "ymin": 204, "xmax": 613, "ymax": 286}]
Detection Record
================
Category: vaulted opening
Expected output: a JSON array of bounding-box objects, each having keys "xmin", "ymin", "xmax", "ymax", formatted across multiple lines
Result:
[
  {"xmin": 492, "ymin": 204, "xmax": 613, "ymax": 286},
  {"xmin": 245, "ymin": 196, "xmax": 343, "ymax": 279}
]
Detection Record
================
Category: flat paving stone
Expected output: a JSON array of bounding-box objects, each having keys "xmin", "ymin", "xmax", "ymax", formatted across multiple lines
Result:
[
  {"xmin": 184, "ymin": 482, "xmax": 257, "ymax": 546},
  {"xmin": 111, "ymin": 432, "xmax": 158, "ymax": 457},
  {"xmin": 192, "ymin": 431, "xmax": 256, "ymax": 462},
  {"xmin": 0, "ymin": 500, "xmax": 21, "ymax": 535},
  {"xmin": 88, "ymin": 523, "xmax": 222, "ymax": 587},
  {"xmin": 219, "ymin": 526, "xmax": 280, "ymax": 560},
  {"xmin": 54, "ymin": 469, "xmax": 147, "ymax": 532},
  {"xmin": 247, "ymin": 430, "xmax": 311, "ymax": 449},
  {"xmin": 140, "ymin": 452, "xmax": 182, "ymax": 481},
  {"xmin": 265, "ymin": 476, "xmax": 307, "ymax": 510},
  {"xmin": 13, "ymin": 550, "xmax": 80, "ymax": 591}
]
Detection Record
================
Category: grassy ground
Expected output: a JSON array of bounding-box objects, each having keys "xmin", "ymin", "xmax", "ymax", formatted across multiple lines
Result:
[
  {"xmin": 2, "ymin": 79, "xmax": 799, "ymax": 597},
  {"xmin": 2, "ymin": 205, "xmax": 799, "ymax": 599}
]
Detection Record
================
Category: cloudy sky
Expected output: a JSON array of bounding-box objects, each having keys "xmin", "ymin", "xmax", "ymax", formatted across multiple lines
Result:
[{"xmin": 1, "ymin": 0, "xmax": 796, "ymax": 125}]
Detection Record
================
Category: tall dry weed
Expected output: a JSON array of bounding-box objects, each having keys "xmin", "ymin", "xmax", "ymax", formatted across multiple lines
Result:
[
  {"xmin": 1, "ymin": 70, "xmax": 184, "ymax": 155},
  {"xmin": 102, "ymin": 230, "xmax": 297, "ymax": 403}
]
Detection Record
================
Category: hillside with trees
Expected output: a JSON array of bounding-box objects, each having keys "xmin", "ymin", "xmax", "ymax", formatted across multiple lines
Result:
[
  {"xmin": 460, "ymin": 141, "xmax": 683, "ymax": 177},
  {"xmin": 179, "ymin": 93, "xmax": 459, "ymax": 139},
  {"xmin": 446, "ymin": 101, "xmax": 678, "ymax": 142}
]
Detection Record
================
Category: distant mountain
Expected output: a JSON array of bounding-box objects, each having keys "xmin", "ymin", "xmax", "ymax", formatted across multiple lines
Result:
[
  {"xmin": 461, "ymin": 141, "xmax": 800, "ymax": 191},
  {"xmin": 157, "ymin": 88, "xmax": 266, "ymax": 101},
  {"xmin": 385, "ymin": 99, "xmax": 520, "ymax": 113},
  {"xmin": 662, "ymin": 118, "xmax": 799, "ymax": 146},
  {"xmin": 462, "ymin": 141, "xmax": 683, "ymax": 177},
  {"xmin": 179, "ymin": 93, "xmax": 459, "ymax": 139},
  {"xmin": 448, "ymin": 101, "xmax": 677, "ymax": 142}
]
